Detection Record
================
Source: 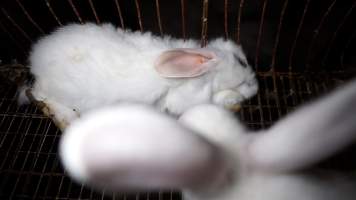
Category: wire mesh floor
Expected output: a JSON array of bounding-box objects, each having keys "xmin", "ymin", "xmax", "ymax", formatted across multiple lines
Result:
[{"xmin": 0, "ymin": 71, "xmax": 356, "ymax": 200}]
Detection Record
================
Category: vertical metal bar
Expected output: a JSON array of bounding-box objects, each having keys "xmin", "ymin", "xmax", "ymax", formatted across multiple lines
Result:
[
  {"xmin": 78, "ymin": 184, "xmax": 85, "ymax": 199},
  {"xmin": 67, "ymin": 0, "xmax": 84, "ymax": 24},
  {"xmin": 15, "ymin": 0, "xmax": 45, "ymax": 34},
  {"xmin": 255, "ymin": 0, "xmax": 268, "ymax": 71},
  {"xmin": 134, "ymin": 0, "xmax": 143, "ymax": 32},
  {"xmin": 55, "ymin": 171, "xmax": 66, "ymax": 199},
  {"xmin": 340, "ymin": 27, "xmax": 356, "ymax": 68},
  {"xmin": 236, "ymin": 0, "xmax": 245, "ymax": 44},
  {"xmin": 262, "ymin": 77, "xmax": 272, "ymax": 124},
  {"xmin": 155, "ymin": 0, "xmax": 163, "ymax": 36},
  {"xmin": 44, "ymin": 0, "xmax": 63, "ymax": 26},
  {"xmin": 224, "ymin": 0, "xmax": 229, "ymax": 39},
  {"xmin": 322, "ymin": 1, "xmax": 356, "ymax": 67},
  {"xmin": 180, "ymin": 0, "xmax": 187, "ymax": 40},
  {"xmin": 305, "ymin": 0, "xmax": 337, "ymax": 70},
  {"xmin": 271, "ymin": 0, "xmax": 288, "ymax": 117},
  {"xmin": 1, "ymin": 8, "xmax": 32, "ymax": 42},
  {"xmin": 114, "ymin": 0, "xmax": 125, "ymax": 29},
  {"xmin": 270, "ymin": 0, "xmax": 289, "ymax": 71},
  {"xmin": 101, "ymin": 190, "xmax": 106, "ymax": 200},
  {"xmin": 288, "ymin": 0, "xmax": 310, "ymax": 72},
  {"xmin": 201, "ymin": 0, "xmax": 209, "ymax": 47},
  {"xmin": 88, "ymin": 0, "xmax": 100, "ymax": 24},
  {"xmin": 63, "ymin": 179, "xmax": 74, "ymax": 199},
  {"xmin": 256, "ymin": 91, "xmax": 265, "ymax": 128}
]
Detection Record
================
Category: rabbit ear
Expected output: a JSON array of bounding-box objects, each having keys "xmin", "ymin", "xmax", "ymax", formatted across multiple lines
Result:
[
  {"xmin": 59, "ymin": 104, "xmax": 227, "ymax": 191},
  {"xmin": 248, "ymin": 79, "xmax": 356, "ymax": 172},
  {"xmin": 154, "ymin": 49, "xmax": 219, "ymax": 78}
]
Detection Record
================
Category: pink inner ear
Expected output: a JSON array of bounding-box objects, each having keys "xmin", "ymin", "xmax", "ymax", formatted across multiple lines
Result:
[{"xmin": 154, "ymin": 49, "xmax": 218, "ymax": 78}]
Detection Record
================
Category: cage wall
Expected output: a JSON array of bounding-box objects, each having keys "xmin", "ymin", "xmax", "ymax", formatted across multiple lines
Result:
[{"xmin": 0, "ymin": 0, "xmax": 356, "ymax": 200}]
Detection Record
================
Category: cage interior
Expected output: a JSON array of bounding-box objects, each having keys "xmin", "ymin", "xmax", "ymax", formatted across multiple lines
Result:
[{"xmin": 1, "ymin": 0, "xmax": 356, "ymax": 199}]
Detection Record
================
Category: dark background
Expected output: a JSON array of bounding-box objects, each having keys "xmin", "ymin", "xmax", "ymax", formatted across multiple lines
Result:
[{"xmin": 0, "ymin": 0, "xmax": 355, "ymax": 72}]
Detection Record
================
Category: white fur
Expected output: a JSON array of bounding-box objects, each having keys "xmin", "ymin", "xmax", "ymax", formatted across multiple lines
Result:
[
  {"xmin": 17, "ymin": 85, "xmax": 30, "ymax": 105},
  {"xmin": 60, "ymin": 104, "xmax": 227, "ymax": 191},
  {"xmin": 25, "ymin": 23, "xmax": 258, "ymax": 128},
  {"xmin": 60, "ymin": 78, "xmax": 356, "ymax": 199}
]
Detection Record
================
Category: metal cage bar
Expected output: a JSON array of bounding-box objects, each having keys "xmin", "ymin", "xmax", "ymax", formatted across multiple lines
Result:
[
  {"xmin": 114, "ymin": 0, "xmax": 125, "ymax": 29},
  {"xmin": 134, "ymin": 0, "xmax": 143, "ymax": 32},
  {"xmin": 254, "ymin": 0, "xmax": 269, "ymax": 71},
  {"xmin": 155, "ymin": 0, "xmax": 163, "ymax": 36},
  {"xmin": 15, "ymin": 0, "xmax": 45, "ymax": 34},
  {"xmin": 305, "ymin": 0, "xmax": 337, "ymax": 70},
  {"xmin": 180, "ymin": 0, "xmax": 186, "ymax": 40},
  {"xmin": 44, "ymin": 0, "xmax": 63, "ymax": 26},
  {"xmin": 322, "ymin": 1, "xmax": 356, "ymax": 67},
  {"xmin": 288, "ymin": 0, "xmax": 311, "ymax": 71},
  {"xmin": 236, "ymin": 0, "xmax": 244, "ymax": 44},
  {"xmin": 88, "ymin": 0, "xmax": 100, "ymax": 24},
  {"xmin": 200, "ymin": 0, "xmax": 209, "ymax": 47},
  {"xmin": 67, "ymin": 0, "xmax": 84, "ymax": 24},
  {"xmin": 1, "ymin": 8, "xmax": 32, "ymax": 42}
]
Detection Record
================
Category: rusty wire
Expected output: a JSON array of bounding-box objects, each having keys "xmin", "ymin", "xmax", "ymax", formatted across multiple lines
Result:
[
  {"xmin": 269, "ymin": 0, "xmax": 289, "ymax": 117},
  {"xmin": 88, "ymin": 0, "xmax": 100, "ymax": 24},
  {"xmin": 67, "ymin": 0, "xmax": 84, "ymax": 24},
  {"xmin": 224, "ymin": 0, "xmax": 229, "ymax": 39},
  {"xmin": 201, "ymin": 0, "xmax": 209, "ymax": 47},
  {"xmin": 1, "ymin": 7, "xmax": 32, "ymax": 42},
  {"xmin": 155, "ymin": 0, "xmax": 163, "ymax": 36},
  {"xmin": 236, "ymin": 0, "xmax": 245, "ymax": 44},
  {"xmin": 114, "ymin": 0, "xmax": 125, "ymax": 29},
  {"xmin": 181, "ymin": 0, "xmax": 187, "ymax": 40},
  {"xmin": 288, "ymin": 0, "xmax": 311, "ymax": 71},
  {"xmin": 134, "ymin": 0, "xmax": 143, "ymax": 32},
  {"xmin": 305, "ymin": 0, "xmax": 337, "ymax": 70},
  {"xmin": 15, "ymin": 0, "xmax": 45, "ymax": 34},
  {"xmin": 255, "ymin": 0, "xmax": 269, "ymax": 71},
  {"xmin": 270, "ymin": 0, "xmax": 289, "ymax": 71},
  {"xmin": 322, "ymin": 1, "xmax": 356, "ymax": 67},
  {"xmin": 44, "ymin": 0, "xmax": 63, "ymax": 26}
]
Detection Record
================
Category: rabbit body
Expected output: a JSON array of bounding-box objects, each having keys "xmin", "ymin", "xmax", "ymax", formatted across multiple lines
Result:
[{"xmin": 26, "ymin": 23, "xmax": 257, "ymax": 129}]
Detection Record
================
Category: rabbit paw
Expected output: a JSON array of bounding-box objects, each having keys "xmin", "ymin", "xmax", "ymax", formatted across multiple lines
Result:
[
  {"xmin": 213, "ymin": 90, "xmax": 244, "ymax": 111},
  {"xmin": 41, "ymin": 100, "xmax": 79, "ymax": 131}
]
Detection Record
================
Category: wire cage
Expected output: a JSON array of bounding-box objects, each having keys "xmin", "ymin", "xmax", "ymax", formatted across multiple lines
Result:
[{"xmin": 0, "ymin": 0, "xmax": 356, "ymax": 199}]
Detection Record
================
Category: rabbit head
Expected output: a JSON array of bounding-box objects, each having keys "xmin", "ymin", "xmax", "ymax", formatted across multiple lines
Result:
[
  {"xmin": 207, "ymin": 39, "xmax": 258, "ymax": 103},
  {"xmin": 60, "ymin": 78, "xmax": 356, "ymax": 200},
  {"xmin": 154, "ymin": 39, "xmax": 258, "ymax": 114}
]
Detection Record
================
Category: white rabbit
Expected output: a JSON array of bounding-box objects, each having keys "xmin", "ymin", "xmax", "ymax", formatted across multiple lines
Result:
[
  {"xmin": 21, "ymin": 23, "xmax": 258, "ymax": 130},
  {"xmin": 59, "ymin": 78, "xmax": 356, "ymax": 200}
]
